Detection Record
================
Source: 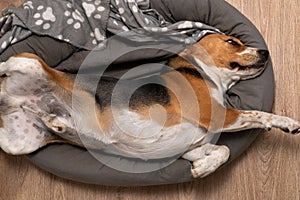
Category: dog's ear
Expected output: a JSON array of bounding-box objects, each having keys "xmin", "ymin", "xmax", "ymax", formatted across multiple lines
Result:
[{"xmin": 179, "ymin": 43, "xmax": 216, "ymax": 67}]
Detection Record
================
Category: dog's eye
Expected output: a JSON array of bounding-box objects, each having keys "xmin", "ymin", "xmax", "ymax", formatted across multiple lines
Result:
[{"xmin": 226, "ymin": 39, "xmax": 239, "ymax": 46}]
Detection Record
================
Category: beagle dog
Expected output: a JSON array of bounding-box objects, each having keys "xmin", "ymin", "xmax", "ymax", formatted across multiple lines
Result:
[{"xmin": 0, "ymin": 34, "xmax": 299, "ymax": 178}]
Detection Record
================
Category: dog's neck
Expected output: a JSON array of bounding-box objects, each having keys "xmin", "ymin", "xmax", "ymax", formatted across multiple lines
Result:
[
  {"xmin": 169, "ymin": 56, "xmax": 239, "ymax": 95},
  {"xmin": 168, "ymin": 56, "xmax": 240, "ymax": 107},
  {"xmin": 193, "ymin": 57, "xmax": 240, "ymax": 91}
]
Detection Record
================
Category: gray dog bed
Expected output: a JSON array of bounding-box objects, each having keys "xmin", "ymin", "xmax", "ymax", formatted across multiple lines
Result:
[{"xmin": 0, "ymin": 0, "xmax": 274, "ymax": 186}]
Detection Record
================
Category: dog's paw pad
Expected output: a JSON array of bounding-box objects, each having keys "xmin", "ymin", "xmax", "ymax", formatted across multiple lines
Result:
[
  {"xmin": 42, "ymin": 115, "xmax": 67, "ymax": 133},
  {"xmin": 51, "ymin": 125, "xmax": 66, "ymax": 133}
]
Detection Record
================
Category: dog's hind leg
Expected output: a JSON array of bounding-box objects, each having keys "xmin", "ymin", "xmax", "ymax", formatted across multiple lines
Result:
[
  {"xmin": 182, "ymin": 143, "xmax": 230, "ymax": 178},
  {"xmin": 0, "ymin": 125, "xmax": 53, "ymax": 155},
  {"xmin": 0, "ymin": 127, "xmax": 30, "ymax": 155},
  {"xmin": 41, "ymin": 114, "xmax": 84, "ymax": 146}
]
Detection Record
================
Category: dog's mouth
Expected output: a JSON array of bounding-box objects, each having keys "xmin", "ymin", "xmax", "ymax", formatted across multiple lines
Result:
[
  {"xmin": 230, "ymin": 61, "xmax": 267, "ymax": 71},
  {"xmin": 229, "ymin": 60, "xmax": 268, "ymax": 80}
]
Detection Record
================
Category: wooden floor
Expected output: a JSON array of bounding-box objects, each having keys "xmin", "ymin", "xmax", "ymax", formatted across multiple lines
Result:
[{"xmin": 0, "ymin": 0, "xmax": 299, "ymax": 199}]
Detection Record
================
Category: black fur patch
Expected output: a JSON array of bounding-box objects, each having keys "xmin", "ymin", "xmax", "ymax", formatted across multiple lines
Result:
[
  {"xmin": 95, "ymin": 76, "xmax": 170, "ymax": 111},
  {"xmin": 129, "ymin": 83, "xmax": 170, "ymax": 108}
]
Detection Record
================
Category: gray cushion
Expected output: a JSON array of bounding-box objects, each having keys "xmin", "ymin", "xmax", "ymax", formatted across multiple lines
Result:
[{"xmin": 1, "ymin": 0, "xmax": 274, "ymax": 186}]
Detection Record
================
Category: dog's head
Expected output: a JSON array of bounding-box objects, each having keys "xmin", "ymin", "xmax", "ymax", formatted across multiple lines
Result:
[
  {"xmin": 180, "ymin": 34, "xmax": 269, "ymax": 88},
  {"xmin": 199, "ymin": 33, "xmax": 268, "ymax": 70}
]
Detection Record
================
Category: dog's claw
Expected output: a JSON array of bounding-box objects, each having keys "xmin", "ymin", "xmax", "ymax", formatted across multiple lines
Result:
[
  {"xmin": 281, "ymin": 127, "xmax": 290, "ymax": 133},
  {"xmin": 291, "ymin": 128, "xmax": 300, "ymax": 135},
  {"xmin": 280, "ymin": 126, "xmax": 300, "ymax": 135},
  {"xmin": 266, "ymin": 127, "xmax": 272, "ymax": 131}
]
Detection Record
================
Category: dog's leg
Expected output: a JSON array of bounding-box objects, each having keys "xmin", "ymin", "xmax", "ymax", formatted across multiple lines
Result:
[
  {"xmin": 0, "ymin": 127, "xmax": 32, "ymax": 155},
  {"xmin": 41, "ymin": 114, "xmax": 68, "ymax": 134},
  {"xmin": 223, "ymin": 109, "xmax": 300, "ymax": 134},
  {"xmin": 182, "ymin": 143, "xmax": 230, "ymax": 178},
  {"xmin": 41, "ymin": 114, "xmax": 84, "ymax": 146},
  {"xmin": 183, "ymin": 109, "xmax": 300, "ymax": 178},
  {"xmin": 0, "ymin": 114, "xmax": 55, "ymax": 155}
]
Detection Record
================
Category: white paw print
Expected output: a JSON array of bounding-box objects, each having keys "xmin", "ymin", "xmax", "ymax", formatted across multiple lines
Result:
[
  {"xmin": 90, "ymin": 28, "xmax": 105, "ymax": 45},
  {"xmin": 82, "ymin": 2, "xmax": 95, "ymax": 18},
  {"xmin": 132, "ymin": 5, "xmax": 138, "ymax": 13},
  {"xmin": 95, "ymin": 0, "xmax": 101, "ymax": 5},
  {"xmin": 64, "ymin": 8, "xmax": 85, "ymax": 30},
  {"xmin": 82, "ymin": 2, "xmax": 105, "ymax": 20},
  {"xmin": 33, "ymin": 6, "xmax": 56, "ymax": 30},
  {"xmin": 23, "ymin": 1, "xmax": 34, "ymax": 9}
]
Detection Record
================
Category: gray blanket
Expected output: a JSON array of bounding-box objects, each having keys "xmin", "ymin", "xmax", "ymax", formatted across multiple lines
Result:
[{"xmin": 0, "ymin": 0, "xmax": 221, "ymax": 53}]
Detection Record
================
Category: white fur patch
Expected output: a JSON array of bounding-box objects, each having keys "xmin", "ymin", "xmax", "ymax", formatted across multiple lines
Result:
[
  {"xmin": 100, "ymin": 109, "xmax": 207, "ymax": 160},
  {"xmin": 193, "ymin": 58, "xmax": 231, "ymax": 105},
  {"xmin": 237, "ymin": 47, "xmax": 257, "ymax": 55},
  {"xmin": 0, "ymin": 57, "xmax": 53, "ymax": 155},
  {"xmin": 182, "ymin": 143, "xmax": 230, "ymax": 178}
]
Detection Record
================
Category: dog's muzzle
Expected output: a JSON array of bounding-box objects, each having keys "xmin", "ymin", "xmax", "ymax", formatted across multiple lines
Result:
[{"xmin": 230, "ymin": 49, "xmax": 269, "ymax": 70}]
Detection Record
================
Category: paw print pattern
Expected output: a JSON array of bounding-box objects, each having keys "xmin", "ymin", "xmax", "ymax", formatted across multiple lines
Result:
[
  {"xmin": 82, "ymin": 1, "xmax": 106, "ymax": 20},
  {"xmin": 90, "ymin": 28, "xmax": 105, "ymax": 45},
  {"xmin": 33, "ymin": 6, "xmax": 56, "ymax": 30},
  {"xmin": 80, "ymin": 1, "xmax": 107, "ymax": 44},
  {"xmin": 64, "ymin": 8, "xmax": 85, "ymax": 30},
  {"xmin": 23, "ymin": 1, "xmax": 34, "ymax": 10},
  {"xmin": 62, "ymin": 3, "xmax": 85, "ymax": 30},
  {"xmin": 0, "ymin": 0, "xmax": 112, "ymax": 52}
]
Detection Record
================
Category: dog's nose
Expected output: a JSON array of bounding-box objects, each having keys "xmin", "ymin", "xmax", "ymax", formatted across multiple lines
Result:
[{"xmin": 258, "ymin": 50, "xmax": 269, "ymax": 61}]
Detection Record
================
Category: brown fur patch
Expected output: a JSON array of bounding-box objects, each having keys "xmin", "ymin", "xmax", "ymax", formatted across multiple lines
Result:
[
  {"xmin": 198, "ymin": 34, "xmax": 247, "ymax": 69},
  {"xmin": 13, "ymin": 53, "xmax": 75, "ymax": 92}
]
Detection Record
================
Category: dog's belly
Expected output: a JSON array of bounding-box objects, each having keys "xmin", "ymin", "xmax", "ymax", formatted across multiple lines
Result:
[{"xmin": 74, "ymin": 109, "xmax": 209, "ymax": 160}]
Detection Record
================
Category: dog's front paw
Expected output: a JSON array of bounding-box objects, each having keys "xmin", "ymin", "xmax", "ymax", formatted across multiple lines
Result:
[
  {"xmin": 280, "ymin": 120, "xmax": 300, "ymax": 135},
  {"xmin": 272, "ymin": 116, "xmax": 300, "ymax": 135}
]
